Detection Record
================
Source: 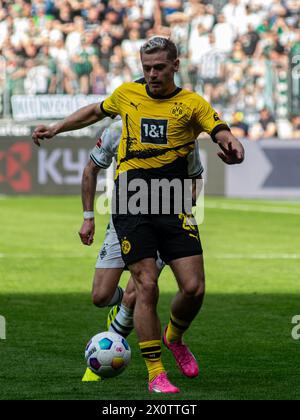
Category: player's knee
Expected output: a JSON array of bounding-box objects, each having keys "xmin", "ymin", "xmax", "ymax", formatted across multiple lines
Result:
[
  {"xmin": 140, "ymin": 280, "xmax": 158, "ymax": 301},
  {"xmin": 182, "ymin": 274, "xmax": 205, "ymax": 299},
  {"xmin": 92, "ymin": 289, "xmax": 112, "ymax": 307},
  {"xmin": 134, "ymin": 272, "xmax": 158, "ymax": 301},
  {"xmin": 131, "ymin": 266, "xmax": 154, "ymax": 285}
]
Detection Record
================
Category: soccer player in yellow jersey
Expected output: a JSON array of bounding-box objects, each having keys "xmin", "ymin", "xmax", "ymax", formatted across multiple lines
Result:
[{"xmin": 33, "ymin": 37, "xmax": 244, "ymax": 394}]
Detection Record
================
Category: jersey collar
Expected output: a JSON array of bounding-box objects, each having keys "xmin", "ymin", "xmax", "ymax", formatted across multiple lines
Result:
[{"xmin": 145, "ymin": 84, "xmax": 182, "ymax": 100}]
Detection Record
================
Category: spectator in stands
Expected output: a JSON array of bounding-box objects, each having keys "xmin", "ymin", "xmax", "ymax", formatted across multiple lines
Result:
[
  {"xmin": 98, "ymin": 35, "xmax": 114, "ymax": 73},
  {"xmin": 250, "ymin": 108, "xmax": 278, "ymax": 141},
  {"xmin": 290, "ymin": 115, "xmax": 300, "ymax": 139},
  {"xmin": 123, "ymin": 0, "xmax": 143, "ymax": 25},
  {"xmin": 230, "ymin": 112, "xmax": 249, "ymax": 138},
  {"xmin": 140, "ymin": 0, "xmax": 159, "ymax": 32},
  {"xmin": 291, "ymin": 29, "xmax": 300, "ymax": 55},
  {"xmin": 24, "ymin": 58, "xmax": 51, "ymax": 95},
  {"xmin": 188, "ymin": 23, "xmax": 210, "ymax": 68},
  {"xmin": 49, "ymin": 37, "xmax": 76, "ymax": 94},
  {"xmin": 71, "ymin": 33, "xmax": 96, "ymax": 94},
  {"xmin": 37, "ymin": 44, "xmax": 57, "ymax": 93},
  {"xmin": 240, "ymin": 24, "xmax": 260, "ymax": 56},
  {"xmin": 121, "ymin": 28, "xmax": 145, "ymax": 79},
  {"xmin": 186, "ymin": 2, "xmax": 214, "ymax": 36},
  {"xmin": 0, "ymin": 8, "xmax": 9, "ymax": 50},
  {"xmin": 168, "ymin": 12, "xmax": 189, "ymax": 56},
  {"xmin": 56, "ymin": 2, "xmax": 74, "ymax": 25},
  {"xmin": 91, "ymin": 62, "xmax": 107, "ymax": 95},
  {"xmin": 106, "ymin": 64, "xmax": 131, "ymax": 94},
  {"xmin": 213, "ymin": 14, "xmax": 235, "ymax": 54},
  {"xmin": 222, "ymin": 0, "xmax": 247, "ymax": 36},
  {"xmin": 85, "ymin": 6, "xmax": 101, "ymax": 31},
  {"xmin": 160, "ymin": 0, "xmax": 183, "ymax": 24},
  {"xmin": 0, "ymin": 0, "xmax": 298, "ymax": 137},
  {"xmin": 6, "ymin": 55, "xmax": 26, "ymax": 95},
  {"xmin": 65, "ymin": 16, "xmax": 86, "ymax": 58},
  {"xmin": 46, "ymin": 19, "xmax": 64, "ymax": 46},
  {"xmin": 197, "ymin": 33, "xmax": 227, "ymax": 103}
]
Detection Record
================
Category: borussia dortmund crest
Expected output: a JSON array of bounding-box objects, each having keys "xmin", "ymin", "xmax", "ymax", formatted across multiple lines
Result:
[
  {"xmin": 171, "ymin": 102, "xmax": 186, "ymax": 118},
  {"xmin": 121, "ymin": 238, "xmax": 131, "ymax": 255}
]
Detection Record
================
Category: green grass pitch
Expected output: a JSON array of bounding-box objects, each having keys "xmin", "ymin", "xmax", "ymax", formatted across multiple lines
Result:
[{"xmin": 0, "ymin": 196, "xmax": 300, "ymax": 400}]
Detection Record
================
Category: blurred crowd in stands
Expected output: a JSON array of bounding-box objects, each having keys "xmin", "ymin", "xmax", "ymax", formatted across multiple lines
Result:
[{"xmin": 0, "ymin": 0, "xmax": 300, "ymax": 139}]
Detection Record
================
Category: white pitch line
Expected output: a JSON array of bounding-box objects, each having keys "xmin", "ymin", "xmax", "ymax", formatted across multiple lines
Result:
[
  {"xmin": 0, "ymin": 253, "xmax": 93, "ymax": 259},
  {"xmin": 208, "ymin": 253, "xmax": 300, "ymax": 260},
  {"xmin": 205, "ymin": 202, "xmax": 300, "ymax": 215}
]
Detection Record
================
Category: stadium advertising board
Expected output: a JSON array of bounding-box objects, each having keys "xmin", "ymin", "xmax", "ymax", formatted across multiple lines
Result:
[
  {"xmin": 226, "ymin": 140, "xmax": 300, "ymax": 199},
  {"xmin": 11, "ymin": 95, "xmax": 106, "ymax": 121},
  {"xmin": 0, "ymin": 136, "xmax": 98, "ymax": 195}
]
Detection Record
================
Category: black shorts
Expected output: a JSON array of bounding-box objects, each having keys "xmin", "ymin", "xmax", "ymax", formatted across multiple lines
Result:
[{"xmin": 112, "ymin": 213, "xmax": 203, "ymax": 266}]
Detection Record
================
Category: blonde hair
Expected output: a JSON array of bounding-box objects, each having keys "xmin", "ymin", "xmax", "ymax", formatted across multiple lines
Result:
[{"xmin": 140, "ymin": 37, "xmax": 178, "ymax": 60}]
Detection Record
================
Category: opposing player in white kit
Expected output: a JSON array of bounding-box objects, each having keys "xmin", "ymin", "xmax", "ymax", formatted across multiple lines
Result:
[{"xmin": 79, "ymin": 118, "xmax": 204, "ymax": 382}]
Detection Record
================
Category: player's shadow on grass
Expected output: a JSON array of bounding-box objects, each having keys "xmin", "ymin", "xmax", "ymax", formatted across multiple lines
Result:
[{"xmin": 1, "ymin": 292, "xmax": 299, "ymax": 400}]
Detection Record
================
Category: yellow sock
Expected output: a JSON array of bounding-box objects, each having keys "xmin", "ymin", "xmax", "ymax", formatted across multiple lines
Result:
[
  {"xmin": 166, "ymin": 313, "xmax": 191, "ymax": 343},
  {"xmin": 139, "ymin": 340, "xmax": 165, "ymax": 382}
]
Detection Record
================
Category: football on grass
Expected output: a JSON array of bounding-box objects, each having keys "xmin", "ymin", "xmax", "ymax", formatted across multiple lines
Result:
[{"xmin": 85, "ymin": 331, "xmax": 131, "ymax": 378}]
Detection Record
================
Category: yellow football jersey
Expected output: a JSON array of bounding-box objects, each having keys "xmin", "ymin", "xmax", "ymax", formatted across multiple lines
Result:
[{"xmin": 101, "ymin": 81, "xmax": 229, "ymax": 178}]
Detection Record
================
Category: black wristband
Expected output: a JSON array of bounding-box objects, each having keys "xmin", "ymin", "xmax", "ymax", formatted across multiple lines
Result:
[{"xmin": 211, "ymin": 124, "xmax": 231, "ymax": 143}]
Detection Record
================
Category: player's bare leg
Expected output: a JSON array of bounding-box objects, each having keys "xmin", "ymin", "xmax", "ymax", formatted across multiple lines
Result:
[
  {"xmin": 129, "ymin": 258, "xmax": 160, "ymax": 340},
  {"xmin": 169, "ymin": 255, "xmax": 205, "ymax": 321},
  {"xmin": 129, "ymin": 258, "xmax": 179, "ymax": 393},
  {"xmin": 163, "ymin": 254, "xmax": 205, "ymax": 378},
  {"xmin": 92, "ymin": 268, "xmax": 124, "ymax": 307},
  {"xmin": 120, "ymin": 276, "xmax": 136, "ymax": 309},
  {"xmin": 108, "ymin": 258, "xmax": 165, "ymax": 336}
]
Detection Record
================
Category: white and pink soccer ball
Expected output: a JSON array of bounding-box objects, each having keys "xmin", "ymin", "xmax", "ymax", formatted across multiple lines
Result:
[{"xmin": 85, "ymin": 331, "xmax": 131, "ymax": 378}]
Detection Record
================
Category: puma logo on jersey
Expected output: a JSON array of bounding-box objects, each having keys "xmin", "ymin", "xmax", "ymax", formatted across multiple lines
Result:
[{"xmin": 130, "ymin": 102, "xmax": 141, "ymax": 110}]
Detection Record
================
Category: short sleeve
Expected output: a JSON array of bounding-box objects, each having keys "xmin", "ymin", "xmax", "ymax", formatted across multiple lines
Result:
[
  {"xmin": 90, "ymin": 141, "xmax": 114, "ymax": 169},
  {"xmin": 194, "ymin": 97, "xmax": 230, "ymax": 142},
  {"xmin": 90, "ymin": 120, "xmax": 122, "ymax": 168},
  {"xmin": 100, "ymin": 88, "xmax": 120, "ymax": 117}
]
